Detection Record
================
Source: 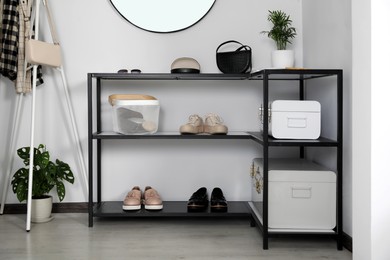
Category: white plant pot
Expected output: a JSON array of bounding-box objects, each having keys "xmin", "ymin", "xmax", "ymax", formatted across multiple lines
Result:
[
  {"xmin": 31, "ymin": 195, "xmax": 54, "ymax": 223},
  {"xmin": 271, "ymin": 50, "xmax": 294, "ymax": 68}
]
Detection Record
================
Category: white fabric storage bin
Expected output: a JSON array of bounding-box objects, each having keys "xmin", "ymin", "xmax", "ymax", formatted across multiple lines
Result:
[
  {"xmin": 261, "ymin": 100, "xmax": 321, "ymax": 139},
  {"xmin": 109, "ymin": 94, "xmax": 160, "ymax": 135},
  {"xmin": 250, "ymin": 158, "xmax": 336, "ymax": 230}
]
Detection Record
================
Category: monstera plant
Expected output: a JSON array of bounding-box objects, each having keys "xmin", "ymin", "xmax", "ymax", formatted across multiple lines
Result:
[{"xmin": 11, "ymin": 144, "xmax": 75, "ymax": 202}]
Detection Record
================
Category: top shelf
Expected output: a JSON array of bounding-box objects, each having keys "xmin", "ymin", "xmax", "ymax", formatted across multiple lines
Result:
[{"xmin": 88, "ymin": 69, "xmax": 342, "ymax": 81}]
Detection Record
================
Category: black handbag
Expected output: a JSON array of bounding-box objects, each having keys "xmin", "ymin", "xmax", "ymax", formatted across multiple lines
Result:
[{"xmin": 216, "ymin": 40, "xmax": 252, "ymax": 74}]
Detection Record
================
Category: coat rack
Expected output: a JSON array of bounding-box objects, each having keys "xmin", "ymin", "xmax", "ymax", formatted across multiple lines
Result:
[{"xmin": 0, "ymin": 0, "xmax": 88, "ymax": 231}]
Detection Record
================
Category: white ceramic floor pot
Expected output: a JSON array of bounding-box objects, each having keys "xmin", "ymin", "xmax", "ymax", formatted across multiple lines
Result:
[
  {"xmin": 31, "ymin": 195, "xmax": 54, "ymax": 223},
  {"xmin": 271, "ymin": 50, "xmax": 294, "ymax": 68}
]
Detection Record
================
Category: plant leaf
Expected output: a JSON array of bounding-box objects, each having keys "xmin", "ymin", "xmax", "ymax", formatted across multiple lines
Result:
[
  {"xmin": 11, "ymin": 168, "xmax": 29, "ymax": 202},
  {"xmin": 36, "ymin": 151, "xmax": 50, "ymax": 170},
  {"xmin": 56, "ymin": 159, "xmax": 75, "ymax": 184},
  {"xmin": 56, "ymin": 182, "xmax": 65, "ymax": 202},
  {"xmin": 17, "ymin": 147, "xmax": 30, "ymax": 166}
]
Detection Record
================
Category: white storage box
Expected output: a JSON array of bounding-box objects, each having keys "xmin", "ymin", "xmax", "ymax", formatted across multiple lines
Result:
[
  {"xmin": 109, "ymin": 94, "xmax": 160, "ymax": 135},
  {"xmin": 250, "ymin": 158, "xmax": 336, "ymax": 230},
  {"xmin": 261, "ymin": 100, "xmax": 321, "ymax": 139}
]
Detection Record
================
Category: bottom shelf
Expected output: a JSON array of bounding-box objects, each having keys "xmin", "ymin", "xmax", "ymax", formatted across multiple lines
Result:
[
  {"xmin": 93, "ymin": 201, "xmax": 251, "ymax": 218},
  {"xmin": 248, "ymin": 202, "xmax": 336, "ymax": 234}
]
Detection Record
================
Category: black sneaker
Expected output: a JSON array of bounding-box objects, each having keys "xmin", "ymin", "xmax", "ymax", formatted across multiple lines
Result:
[
  {"xmin": 210, "ymin": 187, "xmax": 228, "ymax": 212},
  {"xmin": 187, "ymin": 187, "xmax": 208, "ymax": 212}
]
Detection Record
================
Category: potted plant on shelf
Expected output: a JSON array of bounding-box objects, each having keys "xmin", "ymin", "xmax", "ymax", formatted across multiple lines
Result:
[
  {"xmin": 261, "ymin": 10, "xmax": 297, "ymax": 68},
  {"xmin": 11, "ymin": 144, "xmax": 75, "ymax": 223}
]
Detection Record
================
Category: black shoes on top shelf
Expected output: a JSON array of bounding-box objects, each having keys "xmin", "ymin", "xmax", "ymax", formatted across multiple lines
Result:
[{"xmin": 187, "ymin": 187, "xmax": 228, "ymax": 212}]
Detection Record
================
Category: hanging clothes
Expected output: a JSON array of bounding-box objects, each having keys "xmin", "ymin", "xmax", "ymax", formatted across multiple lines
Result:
[
  {"xmin": 16, "ymin": 0, "xmax": 31, "ymax": 93},
  {"xmin": 0, "ymin": 0, "xmax": 43, "ymax": 93}
]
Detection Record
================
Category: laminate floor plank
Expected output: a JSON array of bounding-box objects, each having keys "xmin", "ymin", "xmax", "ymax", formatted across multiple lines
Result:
[{"xmin": 0, "ymin": 213, "xmax": 352, "ymax": 260}]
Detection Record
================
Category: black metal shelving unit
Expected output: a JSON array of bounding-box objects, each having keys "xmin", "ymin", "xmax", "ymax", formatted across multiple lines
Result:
[
  {"xmin": 87, "ymin": 69, "xmax": 343, "ymax": 250},
  {"xmin": 87, "ymin": 72, "xmax": 256, "ymax": 230}
]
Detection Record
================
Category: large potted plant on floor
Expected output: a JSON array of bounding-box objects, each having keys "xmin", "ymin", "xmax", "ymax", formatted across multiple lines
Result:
[
  {"xmin": 11, "ymin": 144, "xmax": 75, "ymax": 223},
  {"xmin": 261, "ymin": 10, "xmax": 297, "ymax": 68}
]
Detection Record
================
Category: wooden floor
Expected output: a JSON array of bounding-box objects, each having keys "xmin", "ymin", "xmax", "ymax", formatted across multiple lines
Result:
[{"xmin": 0, "ymin": 213, "xmax": 352, "ymax": 260}]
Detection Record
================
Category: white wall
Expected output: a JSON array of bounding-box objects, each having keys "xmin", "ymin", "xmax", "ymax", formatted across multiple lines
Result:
[
  {"xmin": 301, "ymin": 0, "xmax": 352, "ymax": 237},
  {"xmin": 371, "ymin": 1, "xmax": 390, "ymax": 258},
  {"xmin": 351, "ymin": 0, "xmax": 371, "ymax": 258},
  {"xmin": 352, "ymin": 0, "xmax": 390, "ymax": 259},
  {"xmin": 0, "ymin": 0, "xmax": 303, "ymax": 204},
  {"xmin": 367, "ymin": 1, "xmax": 390, "ymax": 260}
]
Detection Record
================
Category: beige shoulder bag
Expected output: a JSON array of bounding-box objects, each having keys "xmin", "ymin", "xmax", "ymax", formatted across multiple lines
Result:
[{"xmin": 25, "ymin": 0, "xmax": 62, "ymax": 68}]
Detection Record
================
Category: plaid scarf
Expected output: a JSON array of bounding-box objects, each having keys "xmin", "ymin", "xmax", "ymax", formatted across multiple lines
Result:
[{"xmin": 0, "ymin": 0, "xmax": 18, "ymax": 81}]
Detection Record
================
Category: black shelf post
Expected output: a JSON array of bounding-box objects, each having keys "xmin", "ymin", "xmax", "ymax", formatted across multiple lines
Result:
[
  {"xmin": 96, "ymin": 78, "xmax": 102, "ymax": 204},
  {"xmin": 299, "ymin": 77, "xmax": 305, "ymax": 158},
  {"xmin": 336, "ymin": 71, "xmax": 343, "ymax": 250},
  {"xmin": 87, "ymin": 73, "xmax": 94, "ymax": 227},
  {"xmin": 262, "ymin": 71, "xmax": 269, "ymax": 250}
]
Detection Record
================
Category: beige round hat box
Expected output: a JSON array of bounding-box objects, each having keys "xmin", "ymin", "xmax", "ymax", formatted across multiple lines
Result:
[{"xmin": 171, "ymin": 57, "xmax": 200, "ymax": 73}]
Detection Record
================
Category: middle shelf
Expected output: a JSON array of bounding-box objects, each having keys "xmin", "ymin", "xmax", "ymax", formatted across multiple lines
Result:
[{"xmin": 92, "ymin": 131, "xmax": 339, "ymax": 147}]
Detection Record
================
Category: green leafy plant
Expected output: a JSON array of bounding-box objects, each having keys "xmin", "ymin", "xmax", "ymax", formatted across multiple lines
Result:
[
  {"xmin": 261, "ymin": 10, "xmax": 297, "ymax": 50},
  {"xmin": 11, "ymin": 144, "xmax": 75, "ymax": 202}
]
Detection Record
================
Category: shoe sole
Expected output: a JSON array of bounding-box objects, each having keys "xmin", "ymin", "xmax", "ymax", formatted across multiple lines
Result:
[
  {"xmin": 145, "ymin": 204, "xmax": 163, "ymax": 210},
  {"xmin": 122, "ymin": 205, "xmax": 141, "ymax": 211},
  {"xmin": 210, "ymin": 205, "xmax": 228, "ymax": 212},
  {"xmin": 187, "ymin": 205, "xmax": 208, "ymax": 212},
  {"xmin": 203, "ymin": 125, "xmax": 228, "ymax": 134},
  {"xmin": 180, "ymin": 125, "xmax": 204, "ymax": 134}
]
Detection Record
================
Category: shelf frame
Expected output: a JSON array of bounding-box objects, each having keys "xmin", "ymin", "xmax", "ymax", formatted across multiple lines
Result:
[
  {"xmin": 87, "ymin": 69, "xmax": 343, "ymax": 250},
  {"xmin": 87, "ymin": 72, "xmax": 259, "ymax": 228},
  {"xmin": 255, "ymin": 69, "xmax": 343, "ymax": 250}
]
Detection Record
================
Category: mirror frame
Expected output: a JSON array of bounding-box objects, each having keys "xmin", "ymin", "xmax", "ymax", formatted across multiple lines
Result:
[{"xmin": 109, "ymin": 0, "xmax": 216, "ymax": 33}]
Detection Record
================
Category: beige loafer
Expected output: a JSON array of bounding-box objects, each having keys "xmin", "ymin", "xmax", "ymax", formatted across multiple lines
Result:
[
  {"xmin": 144, "ymin": 186, "xmax": 163, "ymax": 210},
  {"xmin": 122, "ymin": 186, "xmax": 142, "ymax": 210}
]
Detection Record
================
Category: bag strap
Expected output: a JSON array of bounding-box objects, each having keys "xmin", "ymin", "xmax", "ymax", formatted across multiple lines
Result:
[
  {"xmin": 43, "ymin": 0, "xmax": 59, "ymax": 45},
  {"xmin": 25, "ymin": 0, "xmax": 59, "ymax": 44},
  {"xmin": 216, "ymin": 40, "xmax": 251, "ymax": 53}
]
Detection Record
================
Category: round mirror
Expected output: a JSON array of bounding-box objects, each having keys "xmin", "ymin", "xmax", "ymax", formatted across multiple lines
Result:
[{"xmin": 110, "ymin": 0, "xmax": 216, "ymax": 33}]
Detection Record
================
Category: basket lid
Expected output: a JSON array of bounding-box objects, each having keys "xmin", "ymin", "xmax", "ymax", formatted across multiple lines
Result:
[{"xmin": 109, "ymin": 94, "xmax": 157, "ymax": 106}]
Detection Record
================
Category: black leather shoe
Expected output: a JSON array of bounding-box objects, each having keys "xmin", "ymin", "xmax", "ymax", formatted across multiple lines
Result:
[
  {"xmin": 187, "ymin": 187, "xmax": 208, "ymax": 212},
  {"xmin": 210, "ymin": 187, "xmax": 228, "ymax": 212}
]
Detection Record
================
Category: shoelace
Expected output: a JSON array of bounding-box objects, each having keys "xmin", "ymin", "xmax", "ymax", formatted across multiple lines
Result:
[
  {"xmin": 205, "ymin": 113, "xmax": 224, "ymax": 126},
  {"xmin": 187, "ymin": 114, "xmax": 201, "ymax": 125}
]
